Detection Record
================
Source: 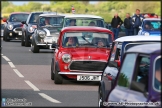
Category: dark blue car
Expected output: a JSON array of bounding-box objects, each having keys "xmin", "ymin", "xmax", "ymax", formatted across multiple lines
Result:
[
  {"xmin": 3, "ymin": 12, "xmax": 29, "ymax": 41},
  {"xmin": 138, "ymin": 18, "xmax": 161, "ymax": 36}
]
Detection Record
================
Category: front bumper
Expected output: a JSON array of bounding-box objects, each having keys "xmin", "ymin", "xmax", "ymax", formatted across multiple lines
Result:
[
  {"xmin": 6, "ymin": 27, "xmax": 22, "ymax": 40},
  {"xmin": 36, "ymin": 36, "xmax": 58, "ymax": 49},
  {"xmin": 58, "ymin": 72, "xmax": 102, "ymax": 76}
]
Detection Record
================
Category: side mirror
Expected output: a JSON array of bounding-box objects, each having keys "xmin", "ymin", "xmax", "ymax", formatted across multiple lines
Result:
[
  {"xmin": 139, "ymin": 26, "xmax": 142, "ymax": 29},
  {"xmin": 51, "ymin": 43, "xmax": 58, "ymax": 49},
  {"xmin": 2, "ymin": 18, "xmax": 7, "ymax": 22},
  {"xmin": 115, "ymin": 60, "xmax": 120, "ymax": 67},
  {"xmin": 21, "ymin": 21, "xmax": 26, "ymax": 24},
  {"xmin": 108, "ymin": 61, "xmax": 118, "ymax": 68},
  {"xmin": 130, "ymin": 81, "xmax": 145, "ymax": 93}
]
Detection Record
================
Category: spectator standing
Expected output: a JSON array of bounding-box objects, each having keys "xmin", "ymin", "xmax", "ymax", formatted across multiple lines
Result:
[
  {"xmin": 124, "ymin": 13, "xmax": 133, "ymax": 36},
  {"xmin": 132, "ymin": 9, "xmax": 144, "ymax": 35},
  {"xmin": 111, "ymin": 13, "xmax": 123, "ymax": 40}
]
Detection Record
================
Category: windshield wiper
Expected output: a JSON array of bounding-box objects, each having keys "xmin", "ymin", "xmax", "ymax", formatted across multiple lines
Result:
[{"xmin": 81, "ymin": 36, "xmax": 91, "ymax": 44}]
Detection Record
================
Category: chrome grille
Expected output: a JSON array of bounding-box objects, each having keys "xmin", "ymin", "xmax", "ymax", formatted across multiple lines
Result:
[{"xmin": 69, "ymin": 60, "xmax": 107, "ymax": 71}]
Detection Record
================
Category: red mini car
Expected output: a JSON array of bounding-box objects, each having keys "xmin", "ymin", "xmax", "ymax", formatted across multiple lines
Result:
[{"xmin": 51, "ymin": 26, "xmax": 114, "ymax": 84}]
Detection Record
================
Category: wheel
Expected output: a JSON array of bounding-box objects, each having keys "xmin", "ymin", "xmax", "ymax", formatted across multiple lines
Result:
[
  {"xmin": 51, "ymin": 59, "xmax": 54, "ymax": 80},
  {"xmin": 21, "ymin": 32, "xmax": 25, "ymax": 46},
  {"xmin": 25, "ymin": 34, "xmax": 30, "ymax": 47},
  {"xmin": 54, "ymin": 67, "xmax": 63, "ymax": 84},
  {"xmin": 31, "ymin": 39, "xmax": 39, "ymax": 53},
  {"xmin": 98, "ymin": 86, "xmax": 104, "ymax": 107}
]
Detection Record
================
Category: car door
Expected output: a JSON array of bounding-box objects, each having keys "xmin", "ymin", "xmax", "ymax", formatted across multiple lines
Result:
[
  {"xmin": 108, "ymin": 53, "xmax": 137, "ymax": 103},
  {"xmin": 126, "ymin": 55, "xmax": 150, "ymax": 103}
]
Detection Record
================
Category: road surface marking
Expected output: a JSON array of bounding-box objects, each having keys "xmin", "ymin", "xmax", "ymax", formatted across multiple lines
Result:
[
  {"xmin": 8, "ymin": 62, "xmax": 15, "ymax": 68},
  {"xmin": 1, "ymin": 54, "xmax": 3, "ymax": 55},
  {"xmin": 2, "ymin": 56, "xmax": 11, "ymax": 61},
  {"xmin": 13, "ymin": 69, "xmax": 24, "ymax": 78},
  {"xmin": 38, "ymin": 93, "xmax": 61, "ymax": 103},
  {"xmin": 29, "ymin": 49, "xmax": 31, "ymax": 51},
  {"xmin": 24, "ymin": 80, "xmax": 40, "ymax": 91}
]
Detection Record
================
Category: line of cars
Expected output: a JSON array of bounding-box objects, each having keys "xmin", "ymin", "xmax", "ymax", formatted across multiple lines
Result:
[{"xmin": 2, "ymin": 11, "xmax": 161, "ymax": 107}]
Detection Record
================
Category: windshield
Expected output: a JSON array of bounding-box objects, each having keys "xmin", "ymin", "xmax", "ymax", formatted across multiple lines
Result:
[
  {"xmin": 9, "ymin": 14, "xmax": 29, "ymax": 22},
  {"xmin": 64, "ymin": 18, "xmax": 105, "ymax": 27},
  {"xmin": 29, "ymin": 13, "xmax": 43, "ymax": 23},
  {"xmin": 62, "ymin": 32, "xmax": 112, "ymax": 48},
  {"xmin": 39, "ymin": 16, "xmax": 64, "ymax": 27},
  {"xmin": 143, "ymin": 20, "xmax": 161, "ymax": 31}
]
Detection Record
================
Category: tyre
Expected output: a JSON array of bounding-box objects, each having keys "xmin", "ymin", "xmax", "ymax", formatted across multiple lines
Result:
[
  {"xmin": 25, "ymin": 34, "xmax": 30, "ymax": 47},
  {"xmin": 98, "ymin": 86, "xmax": 104, "ymax": 107},
  {"xmin": 31, "ymin": 39, "xmax": 39, "ymax": 53},
  {"xmin": 54, "ymin": 67, "xmax": 63, "ymax": 84},
  {"xmin": 21, "ymin": 32, "xmax": 25, "ymax": 46},
  {"xmin": 51, "ymin": 59, "xmax": 54, "ymax": 80}
]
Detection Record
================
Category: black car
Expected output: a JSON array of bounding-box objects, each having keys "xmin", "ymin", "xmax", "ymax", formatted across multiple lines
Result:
[
  {"xmin": 21, "ymin": 12, "xmax": 48, "ymax": 47},
  {"xmin": 31, "ymin": 13, "xmax": 65, "ymax": 53},
  {"xmin": 3, "ymin": 12, "xmax": 29, "ymax": 41}
]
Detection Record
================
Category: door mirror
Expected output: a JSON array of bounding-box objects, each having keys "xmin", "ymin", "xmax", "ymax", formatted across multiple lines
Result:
[
  {"xmin": 52, "ymin": 43, "xmax": 58, "ymax": 49},
  {"xmin": 108, "ymin": 61, "xmax": 118, "ymax": 68},
  {"xmin": 130, "ymin": 81, "xmax": 145, "ymax": 93},
  {"xmin": 115, "ymin": 60, "xmax": 121, "ymax": 67},
  {"xmin": 21, "ymin": 21, "xmax": 26, "ymax": 24},
  {"xmin": 139, "ymin": 26, "xmax": 142, "ymax": 29}
]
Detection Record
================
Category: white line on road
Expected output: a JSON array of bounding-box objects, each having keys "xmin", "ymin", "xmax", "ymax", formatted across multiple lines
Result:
[
  {"xmin": 29, "ymin": 49, "xmax": 31, "ymax": 51},
  {"xmin": 13, "ymin": 69, "xmax": 24, "ymax": 78},
  {"xmin": 38, "ymin": 93, "xmax": 61, "ymax": 103},
  {"xmin": 8, "ymin": 62, "xmax": 15, "ymax": 68},
  {"xmin": 24, "ymin": 80, "xmax": 40, "ymax": 91},
  {"xmin": 1, "ymin": 54, "xmax": 3, "ymax": 55},
  {"xmin": 2, "ymin": 56, "xmax": 11, "ymax": 61}
]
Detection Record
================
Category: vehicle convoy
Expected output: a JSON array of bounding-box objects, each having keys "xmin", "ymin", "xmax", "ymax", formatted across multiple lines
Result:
[
  {"xmin": 31, "ymin": 13, "xmax": 65, "ymax": 53},
  {"xmin": 51, "ymin": 26, "xmax": 114, "ymax": 84},
  {"xmin": 3, "ymin": 12, "xmax": 29, "ymax": 41},
  {"xmin": 21, "ymin": 12, "xmax": 46, "ymax": 47},
  {"xmin": 100, "ymin": 43, "xmax": 161, "ymax": 107},
  {"xmin": 138, "ymin": 18, "xmax": 161, "ymax": 36},
  {"xmin": 98, "ymin": 36, "xmax": 161, "ymax": 107}
]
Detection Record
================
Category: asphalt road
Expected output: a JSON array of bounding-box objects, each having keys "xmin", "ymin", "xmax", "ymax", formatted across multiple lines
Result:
[
  {"xmin": 1, "ymin": 32, "xmax": 125, "ymax": 107},
  {"xmin": 1, "ymin": 38, "xmax": 99, "ymax": 107}
]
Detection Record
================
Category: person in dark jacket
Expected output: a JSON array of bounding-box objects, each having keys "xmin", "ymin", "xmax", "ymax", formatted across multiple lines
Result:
[
  {"xmin": 111, "ymin": 13, "xmax": 123, "ymax": 40},
  {"xmin": 124, "ymin": 13, "xmax": 133, "ymax": 36},
  {"xmin": 132, "ymin": 9, "xmax": 144, "ymax": 35}
]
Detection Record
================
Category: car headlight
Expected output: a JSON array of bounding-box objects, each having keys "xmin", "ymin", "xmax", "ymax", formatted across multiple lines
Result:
[
  {"xmin": 144, "ymin": 32, "xmax": 150, "ymax": 36},
  {"xmin": 28, "ymin": 26, "xmax": 34, "ymax": 33},
  {"xmin": 38, "ymin": 30, "xmax": 46, "ymax": 38},
  {"xmin": 62, "ymin": 54, "xmax": 71, "ymax": 63},
  {"xmin": 7, "ymin": 24, "xmax": 13, "ymax": 30}
]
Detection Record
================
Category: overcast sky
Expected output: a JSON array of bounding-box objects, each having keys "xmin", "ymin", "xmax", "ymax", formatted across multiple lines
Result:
[{"xmin": 11, "ymin": 1, "xmax": 98, "ymax": 5}]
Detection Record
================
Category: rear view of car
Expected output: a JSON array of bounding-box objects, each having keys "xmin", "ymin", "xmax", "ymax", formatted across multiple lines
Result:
[{"xmin": 3, "ymin": 12, "xmax": 29, "ymax": 41}]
